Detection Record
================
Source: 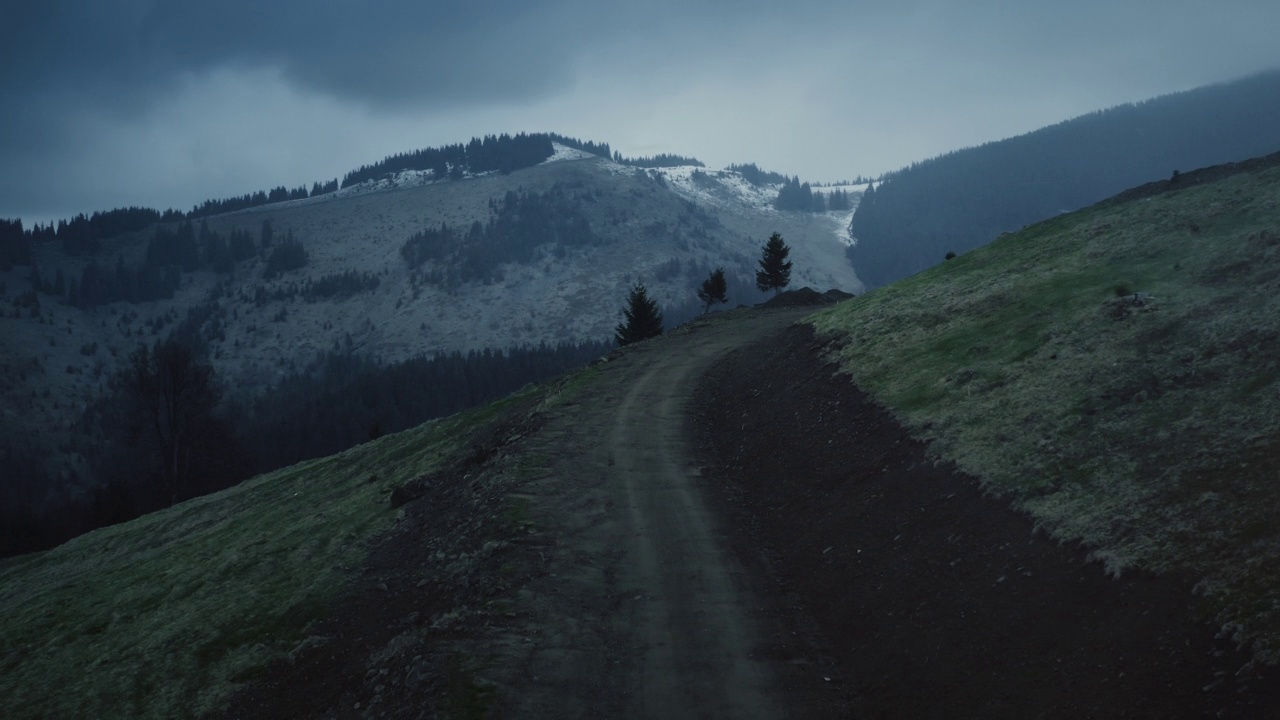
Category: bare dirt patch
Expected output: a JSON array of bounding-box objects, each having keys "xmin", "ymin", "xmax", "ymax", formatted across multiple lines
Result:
[
  {"xmin": 692, "ymin": 323, "xmax": 1279, "ymax": 718},
  {"xmin": 476, "ymin": 307, "xmax": 840, "ymax": 719}
]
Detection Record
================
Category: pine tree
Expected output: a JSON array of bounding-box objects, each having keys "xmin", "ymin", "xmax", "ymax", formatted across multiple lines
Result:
[
  {"xmin": 755, "ymin": 233, "xmax": 792, "ymax": 295},
  {"xmin": 697, "ymin": 267, "xmax": 729, "ymax": 313},
  {"xmin": 615, "ymin": 282, "xmax": 664, "ymax": 346}
]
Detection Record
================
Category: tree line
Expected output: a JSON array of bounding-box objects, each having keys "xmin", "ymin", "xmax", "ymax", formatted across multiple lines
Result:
[
  {"xmin": 0, "ymin": 218, "xmax": 33, "ymax": 270},
  {"xmin": 239, "ymin": 339, "xmax": 612, "ymax": 472},
  {"xmin": 726, "ymin": 163, "xmax": 789, "ymax": 187},
  {"xmin": 774, "ymin": 177, "xmax": 853, "ymax": 212},
  {"xmin": 40, "ymin": 220, "xmax": 307, "ymax": 309},
  {"xmin": 1, "ymin": 334, "xmax": 613, "ymax": 559},
  {"xmin": 401, "ymin": 185, "xmax": 599, "ymax": 284},
  {"xmin": 0, "ymin": 134, "xmax": 614, "ymax": 259},
  {"xmin": 2, "ymin": 131, "xmax": 824, "ymax": 274},
  {"xmin": 612, "ymin": 152, "xmax": 705, "ymax": 168},
  {"xmin": 188, "ymin": 185, "xmax": 314, "ymax": 219},
  {"xmin": 1, "ymin": 208, "xmax": 187, "ymax": 263}
]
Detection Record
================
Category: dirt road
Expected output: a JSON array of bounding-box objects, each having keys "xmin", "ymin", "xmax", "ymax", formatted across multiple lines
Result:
[
  {"xmin": 217, "ymin": 302, "xmax": 1278, "ymax": 718},
  {"xmin": 495, "ymin": 307, "xmax": 818, "ymax": 719}
]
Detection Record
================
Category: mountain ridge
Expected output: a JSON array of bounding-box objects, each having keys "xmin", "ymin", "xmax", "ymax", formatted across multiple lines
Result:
[
  {"xmin": 3, "ymin": 153, "xmax": 1279, "ymax": 716},
  {"xmin": 0, "ymin": 145, "xmax": 862, "ymax": 554}
]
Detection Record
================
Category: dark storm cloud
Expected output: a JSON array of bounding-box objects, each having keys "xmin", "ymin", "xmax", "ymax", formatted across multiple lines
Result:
[
  {"xmin": 1, "ymin": 0, "xmax": 613, "ymax": 218},
  {"xmin": 8, "ymin": 0, "xmax": 1280, "ymax": 119},
  {"xmin": 3, "ymin": 0, "xmax": 1280, "ymax": 222},
  {"xmin": 4, "ymin": 0, "xmax": 805, "ymax": 112},
  {"xmin": 0, "ymin": 0, "xmax": 754, "ymax": 200},
  {"xmin": 7, "ymin": 0, "xmax": 589, "ymax": 111}
]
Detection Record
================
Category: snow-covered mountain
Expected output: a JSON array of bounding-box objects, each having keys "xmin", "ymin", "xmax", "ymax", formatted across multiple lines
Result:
[{"xmin": 1, "ymin": 143, "xmax": 863, "ymax": 485}]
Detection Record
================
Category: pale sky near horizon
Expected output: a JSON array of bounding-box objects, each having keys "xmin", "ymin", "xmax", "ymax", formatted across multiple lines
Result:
[{"xmin": 4, "ymin": 1, "xmax": 1280, "ymax": 226}]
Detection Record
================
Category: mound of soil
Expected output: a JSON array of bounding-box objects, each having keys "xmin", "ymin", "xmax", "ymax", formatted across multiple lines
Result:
[{"xmin": 691, "ymin": 322, "xmax": 1277, "ymax": 719}]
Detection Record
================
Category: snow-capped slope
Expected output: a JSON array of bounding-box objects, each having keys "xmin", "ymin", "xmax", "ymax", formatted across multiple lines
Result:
[
  {"xmin": 542, "ymin": 142, "xmax": 597, "ymax": 164},
  {"xmin": 639, "ymin": 165, "xmax": 780, "ymax": 212},
  {"xmin": 5, "ymin": 150, "xmax": 867, "ymax": 467},
  {"xmin": 266, "ymin": 142, "xmax": 597, "ymax": 212}
]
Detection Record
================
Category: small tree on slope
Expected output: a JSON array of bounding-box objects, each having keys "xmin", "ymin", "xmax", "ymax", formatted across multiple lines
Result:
[
  {"xmin": 755, "ymin": 232, "xmax": 793, "ymax": 295},
  {"xmin": 615, "ymin": 282, "xmax": 664, "ymax": 346},
  {"xmin": 697, "ymin": 267, "xmax": 729, "ymax": 313}
]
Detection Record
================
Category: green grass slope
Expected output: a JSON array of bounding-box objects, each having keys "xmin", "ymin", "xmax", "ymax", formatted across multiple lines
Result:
[
  {"xmin": 810, "ymin": 157, "xmax": 1280, "ymax": 661},
  {"xmin": 0, "ymin": 393, "xmax": 526, "ymax": 719}
]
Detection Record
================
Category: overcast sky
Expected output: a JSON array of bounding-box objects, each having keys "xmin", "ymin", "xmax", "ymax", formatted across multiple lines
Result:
[{"xmin": 4, "ymin": 0, "xmax": 1280, "ymax": 226}]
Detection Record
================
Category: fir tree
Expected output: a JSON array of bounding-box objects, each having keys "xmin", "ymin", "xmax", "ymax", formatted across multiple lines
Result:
[
  {"xmin": 755, "ymin": 233, "xmax": 792, "ymax": 295},
  {"xmin": 615, "ymin": 282, "xmax": 664, "ymax": 346},
  {"xmin": 697, "ymin": 267, "xmax": 729, "ymax": 313}
]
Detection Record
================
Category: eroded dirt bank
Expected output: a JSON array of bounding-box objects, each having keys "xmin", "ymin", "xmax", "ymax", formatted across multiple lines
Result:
[{"xmin": 691, "ymin": 322, "xmax": 1278, "ymax": 719}]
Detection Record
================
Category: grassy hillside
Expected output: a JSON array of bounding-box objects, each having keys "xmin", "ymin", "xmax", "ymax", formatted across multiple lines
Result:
[
  {"xmin": 810, "ymin": 156, "xmax": 1280, "ymax": 661},
  {"xmin": 0, "ymin": 387, "xmax": 535, "ymax": 719}
]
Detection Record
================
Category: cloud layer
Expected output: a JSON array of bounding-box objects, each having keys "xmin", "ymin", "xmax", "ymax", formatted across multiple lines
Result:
[{"xmin": 4, "ymin": 1, "xmax": 1280, "ymax": 222}]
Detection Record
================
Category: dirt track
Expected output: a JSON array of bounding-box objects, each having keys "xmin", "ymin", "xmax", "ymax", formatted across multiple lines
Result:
[
  {"xmin": 493, "ymin": 307, "xmax": 822, "ymax": 718},
  {"xmin": 221, "ymin": 304, "xmax": 1279, "ymax": 718}
]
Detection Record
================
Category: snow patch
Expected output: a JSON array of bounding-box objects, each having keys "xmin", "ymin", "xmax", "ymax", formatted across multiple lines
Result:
[
  {"xmin": 810, "ymin": 182, "xmax": 871, "ymax": 196},
  {"xmin": 649, "ymin": 166, "xmax": 780, "ymax": 213},
  {"xmin": 543, "ymin": 142, "xmax": 597, "ymax": 164},
  {"xmin": 331, "ymin": 169, "xmax": 440, "ymax": 198}
]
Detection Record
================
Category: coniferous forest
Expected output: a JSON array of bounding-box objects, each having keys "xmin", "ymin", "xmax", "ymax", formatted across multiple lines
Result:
[
  {"xmin": 773, "ymin": 177, "xmax": 852, "ymax": 212},
  {"xmin": 400, "ymin": 184, "xmax": 600, "ymax": 283},
  {"xmin": 725, "ymin": 163, "xmax": 789, "ymax": 187},
  {"xmin": 0, "ymin": 134, "xmax": 618, "ymax": 260},
  {"xmin": 611, "ymin": 152, "xmax": 704, "ymax": 169},
  {"xmin": 848, "ymin": 70, "xmax": 1280, "ymax": 287},
  {"xmin": 0, "ymin": 337, "xmax": 612, "ymax": 559}
]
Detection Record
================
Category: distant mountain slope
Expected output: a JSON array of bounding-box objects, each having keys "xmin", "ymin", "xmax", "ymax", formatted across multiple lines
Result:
[
  {"xmin": 849, "ymin": 70, "xmax": 1280, "ymax": 287},
  {"xmin": 0, "ymin": 144, "xmax": 861, "ymax": 551},
  {"xmin": 813, "ymin": 151, "xmax": 1280, "ymax": 661}
]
